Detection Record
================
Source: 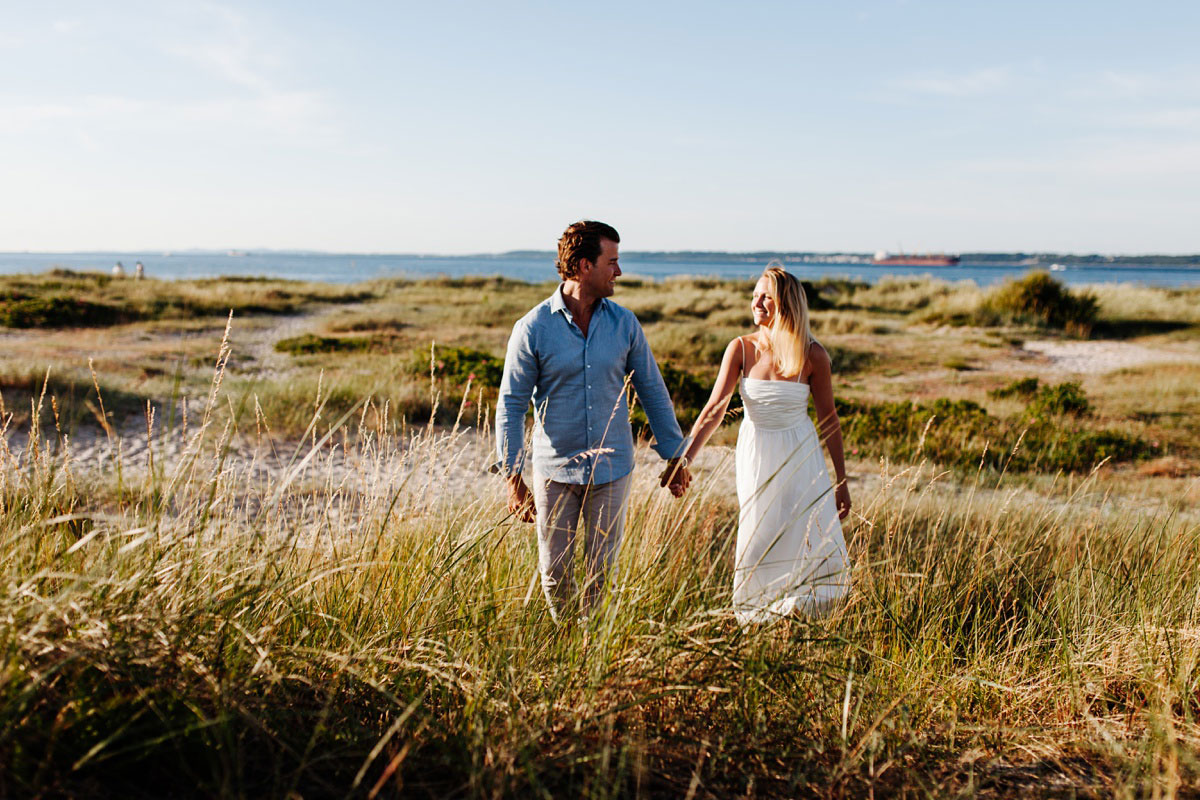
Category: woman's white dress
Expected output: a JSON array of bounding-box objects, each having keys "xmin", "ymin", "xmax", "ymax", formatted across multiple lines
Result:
[{"xmin": 734, "ymin": 376, "xmax": 850, "ymax": 623}]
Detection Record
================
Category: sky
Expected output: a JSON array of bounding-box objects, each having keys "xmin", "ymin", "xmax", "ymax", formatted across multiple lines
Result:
[{"xmin": 2, "ymin": 1, "xmax": 1199, "ymax": 255}]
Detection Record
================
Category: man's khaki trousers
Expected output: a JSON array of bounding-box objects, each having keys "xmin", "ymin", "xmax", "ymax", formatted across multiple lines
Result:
[{"xmin": 532, "ymin": 473, "xmax": 632, "ymax": 621}]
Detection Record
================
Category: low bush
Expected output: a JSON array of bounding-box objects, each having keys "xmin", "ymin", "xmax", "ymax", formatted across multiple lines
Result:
[
  {"xmin": 274, "ymin": 333, "xmax": 376, "ymax": 355},
  {"xmin": 326, "ymin": 315, "xmax": 407, "ymax": 333},
  {"xmin": 989, "ymin": 376, "xmax": 1040, "ymax": 399},
  {"xmin": 408, "ymin": 345, "xmax": 504, "ymax": 389},
  {"xmin": 799, "ymin": 280, "xmax": 835, "ymax": 311},
  {"xmin": 629, "ymin": 362, "xmax": 715, "ymax": 433},
  {"xmin": 837, "ymin": 394, "xmax": 1152, "ymax": 473},
  {"xmin": 1026, "ymin": 381, "xmax": 1090, "ymax": 418},
  {"xmin": 824, "ymin": 345, "xmax": 876, "ymax": 374},
  {"xmin": 0, "ymin": 294, "xmax": 123, "ymax": 327},
  {"xmin": 980, "ymin": 271, "xmax": 1099, "ymax": 335},
  {"xmin": 0, "ymin": 273, "xmax": 375, "ymax": 329}
]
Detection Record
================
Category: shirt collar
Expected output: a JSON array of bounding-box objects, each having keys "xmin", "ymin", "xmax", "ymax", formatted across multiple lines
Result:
[{"xmin": 550, "ymin": 283, "xmax": 607, "ymax": 320}]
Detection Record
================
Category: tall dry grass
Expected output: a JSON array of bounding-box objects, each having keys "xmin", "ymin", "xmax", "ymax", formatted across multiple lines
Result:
[{"xmin": 1, "ymin": 329, "xmax": 1199, "ymax": 797}]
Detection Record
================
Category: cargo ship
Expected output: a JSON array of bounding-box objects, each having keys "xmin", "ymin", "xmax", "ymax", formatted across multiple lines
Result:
[{"xmin": 871, "ymin": 250, "xmax": 960, "ymax": 267}]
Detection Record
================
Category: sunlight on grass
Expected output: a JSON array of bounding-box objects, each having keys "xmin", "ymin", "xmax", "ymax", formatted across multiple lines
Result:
[{"xmin": 0, "ymin": 344, "xmax": 1197, "ymax": 797}]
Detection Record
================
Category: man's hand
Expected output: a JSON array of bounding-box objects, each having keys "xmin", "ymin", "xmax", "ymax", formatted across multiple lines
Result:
[
  {"xmin": 506, "ymin": 475, "xmax": 536, "ymax": 522},
  {"xmin": 835, "ymin": 480, "xmax": 851, "ymax": 521},
  {"xmin": 659, "ymin": 458, "xmax": 692, "ymax": 498}
]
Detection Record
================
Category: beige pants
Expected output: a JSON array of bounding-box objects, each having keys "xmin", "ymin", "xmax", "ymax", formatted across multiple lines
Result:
[{"xmin": 533, "ymin": 473, "xmax": 632, "ymax": 620}]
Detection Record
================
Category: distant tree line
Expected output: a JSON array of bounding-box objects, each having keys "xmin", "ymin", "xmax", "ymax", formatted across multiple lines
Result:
[{"xmin": 500, "ymin": 250, "xmax": 1200, "ymax": 266}]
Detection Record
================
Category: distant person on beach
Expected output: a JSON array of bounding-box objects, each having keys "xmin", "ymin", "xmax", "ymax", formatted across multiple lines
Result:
[
  {"xmin": 679, "ymin": 264, "xmax": 851, "ymax": 623},
  {"xmin": 494, "ymin": 220, "xmax": 692, "ymax": 621},
  {"xmin": 134, "ymin": 261, "xmax": 144, "ymax": 279},
  {"xmin": 112, "ymin": 261, "xmax": 125, "ymax": 277}
]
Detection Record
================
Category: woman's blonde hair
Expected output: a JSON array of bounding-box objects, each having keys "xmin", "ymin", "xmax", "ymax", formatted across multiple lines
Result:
[{"xmin": 759, "ymin": 262, "xmax": 813, "ymax": 378}]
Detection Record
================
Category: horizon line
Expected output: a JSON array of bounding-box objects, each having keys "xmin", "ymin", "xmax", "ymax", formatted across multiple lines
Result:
[{"xmin": 2, "ymin": 247, "xmax": 1200, "ymax": 259}]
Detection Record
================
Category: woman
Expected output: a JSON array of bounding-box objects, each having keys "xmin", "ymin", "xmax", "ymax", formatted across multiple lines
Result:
[{"xmin": 679, "ymin": 265, "xmax": 851, "ymax": 623}]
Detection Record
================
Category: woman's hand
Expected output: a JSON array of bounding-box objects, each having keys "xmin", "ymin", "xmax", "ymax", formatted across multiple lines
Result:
[
  {"xmin": 659, "ymin": 459, "xmax": 691, "ymax": 497},
  {"xmin": 835, "ymin": 480, "xmax": 851, "ymax": 521}
]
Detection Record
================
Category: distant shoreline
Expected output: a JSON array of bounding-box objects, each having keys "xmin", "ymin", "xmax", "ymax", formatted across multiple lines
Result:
[
  {"xmin": 2, "ymin": 251, "xmax": 1198, "ymax": 288},
  {"xmin": 3, "ymin": 249, "xmax": 1200, "ymax": 268}
]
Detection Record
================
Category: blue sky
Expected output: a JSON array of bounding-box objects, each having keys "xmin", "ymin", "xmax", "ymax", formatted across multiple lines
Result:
[{"xmin": 2, "ymin": 1, "xmax": 1198, "ymax": 254}]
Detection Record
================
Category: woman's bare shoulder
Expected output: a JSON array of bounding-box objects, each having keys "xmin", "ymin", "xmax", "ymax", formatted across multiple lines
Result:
[
  {"xmin": 807, "ymin": 340, "xmax": 832, "ymax": 371},
  {"xmin": 726, "ymin": 334, "xmax": 755, "ymax": 354}
]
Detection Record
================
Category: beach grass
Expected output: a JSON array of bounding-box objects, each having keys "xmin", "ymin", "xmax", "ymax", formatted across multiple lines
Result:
[
  {"xmin": 1, "ymin": 271, "xmax": 1199, "ymax": 795},
  {"xmin": 0, "ymin": 270, "xmax": 375, "ymax": 328},
  {"xmin": 2, "ymin": 356, "xmax": 1199, "ymax": 797}
]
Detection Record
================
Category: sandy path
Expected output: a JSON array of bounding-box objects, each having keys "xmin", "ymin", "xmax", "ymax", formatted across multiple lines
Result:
[
  {"xmin": 1019, "ymin": 339, "xmax": 1200, "ymax": 374},
  {"xmin": 13, "ymin": 417, "xmax": 1192, "ymax": 525},
  {"xmin": 230, "ymin": 305, "xmax": 346, "ymax": 379}
]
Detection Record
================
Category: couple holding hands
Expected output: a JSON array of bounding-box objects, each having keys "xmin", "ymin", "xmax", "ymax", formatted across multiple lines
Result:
[{"xmin": 495, "ymin": 221, "xmax": 851, "ymax": 625}]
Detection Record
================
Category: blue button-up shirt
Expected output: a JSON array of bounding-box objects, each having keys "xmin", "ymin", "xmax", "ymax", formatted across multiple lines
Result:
[{"xmin": 495, "ymin": 285, "xmax": 687, "ymax": 485}]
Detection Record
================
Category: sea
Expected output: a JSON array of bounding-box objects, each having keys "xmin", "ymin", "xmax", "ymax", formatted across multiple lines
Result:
[{"xmin": 1, "ymin": 251, "xmax": 1198, "ymax": 288}]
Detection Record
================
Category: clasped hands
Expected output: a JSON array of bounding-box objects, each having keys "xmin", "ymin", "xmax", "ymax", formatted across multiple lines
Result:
[{"xmin": 658, "ymin": 458, "xmax": 692, "ymax": 498}]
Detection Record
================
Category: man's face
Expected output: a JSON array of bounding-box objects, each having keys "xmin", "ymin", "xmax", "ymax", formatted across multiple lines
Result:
[{"xmin": 580, "ymin": 238, "xmax": 621, "ymax": 298}]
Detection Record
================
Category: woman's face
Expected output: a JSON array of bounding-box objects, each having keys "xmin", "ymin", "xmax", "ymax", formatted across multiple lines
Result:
[{"xmin": 751, "ymin": 276, "xmax": 776, "ymax": 327}]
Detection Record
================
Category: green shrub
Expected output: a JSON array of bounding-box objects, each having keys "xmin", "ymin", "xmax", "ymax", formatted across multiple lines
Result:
[
  {"xmin": 632, "ymin": 307, "xmax": 663, "ymax": 324},
  {"xmin": 825, "ymin": 345, "xmax": 876, "ymax": 374},
  {"xmin": 0, "ymin": 273, "xmax": 375, "ymax": 329},
  {"xmin": 927, "ymin": 398, "xmax": 989, "ymax": 419},
  {"xmin": 274, "ymin": 333, "xmax": 375, "ymax": 355},
  {"xmin": 409, "ymin": 345, "xmax": 504, "ymax": 389},
  {"xmin": 989, "ymin": 377, "xmax": 1040, "ymax": 399},
  {"xmin": 1030, "ymin": 428, "xmax": 1149, "ymax": 471},
  {"xmin": 0, "ymin": 294, "xmax": 123, "ymax": 327},
  {"xmin": 837, "ymin": 394, "xmax": 1150, "ymax": 473},
  {"xmin": 980, "ymin": 271, "xmax": 1099, "ymax": 335},
  {"xmin": 1025, "ymin": 381, "xmax": 1090, "ymax": 418},
  {"xmin": 629, "ymin": 362, "xmax": 715, "ymax": 433},
  {"xmin": 799, "ymin": 280, "xmax": 834, "ymax": 311}
]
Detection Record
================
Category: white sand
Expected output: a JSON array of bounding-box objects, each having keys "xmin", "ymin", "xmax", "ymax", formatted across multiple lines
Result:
[{"xmin": 1021, "ymin": 339, "xmax": 1200, "ymax": 374}]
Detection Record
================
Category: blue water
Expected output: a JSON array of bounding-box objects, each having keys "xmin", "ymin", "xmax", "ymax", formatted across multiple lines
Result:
[{"xmin": 1, "ymin": 251, "xmax": 1197, "ymax": 288}]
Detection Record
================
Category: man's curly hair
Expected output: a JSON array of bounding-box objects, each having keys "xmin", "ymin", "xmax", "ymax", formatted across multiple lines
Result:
[{"xmin": 555, "ymin": 220, "xmax": 620, "ymax": 281}]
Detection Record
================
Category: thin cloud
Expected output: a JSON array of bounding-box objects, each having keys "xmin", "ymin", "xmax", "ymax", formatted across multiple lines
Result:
[
  {"xmin": 1101, "ymin": 70, "xmax": 1156, "ymax": 96},
  {"xmin": 964, "ymin": 140, "xmax": 1200, "ymax": 178},
  {"xmin": 156, "ymin": 2, "xmax": 335, "ymax": 139},
  {"xmin": 52, "ymin": 18, "xmax": 83, "ymax": 35},
  {"xmin": 1068, "ymin": 69, "xmax": 1200, "ymax": 101},
  {"xmin": 894, "ymin": 67, "xmax": 1012, "ymax": 97},
  {"xmin": 1118, "ymin": 108, "xmax": 1200, "ymax": 131},
  {"xmin": 164, "ymin": 4, "xmax": 276, "ymax": 93},
  {"xmin": 0, "ymin": 95, "xmax": 146, "ymax": 134}
]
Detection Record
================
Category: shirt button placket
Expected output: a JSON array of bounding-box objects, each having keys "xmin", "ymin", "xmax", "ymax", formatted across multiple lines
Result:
[{"xmin": 585, "ymin": 343, "xmax": 593, "ymax": 445}]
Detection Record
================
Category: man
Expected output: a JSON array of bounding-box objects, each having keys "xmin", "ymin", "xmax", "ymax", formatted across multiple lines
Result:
[{"xmin": 495, "ymin": 220, "xmax": 691, "ymax": 620}]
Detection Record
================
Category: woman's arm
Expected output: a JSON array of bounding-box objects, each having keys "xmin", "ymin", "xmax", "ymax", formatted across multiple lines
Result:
[
  {"xmin": 807, "ymin": 343, "xmax": 852, "ymax": 520},
  {"xmin": 682, "ymin": 338, "xmax": 743, "ymax": 463}
]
